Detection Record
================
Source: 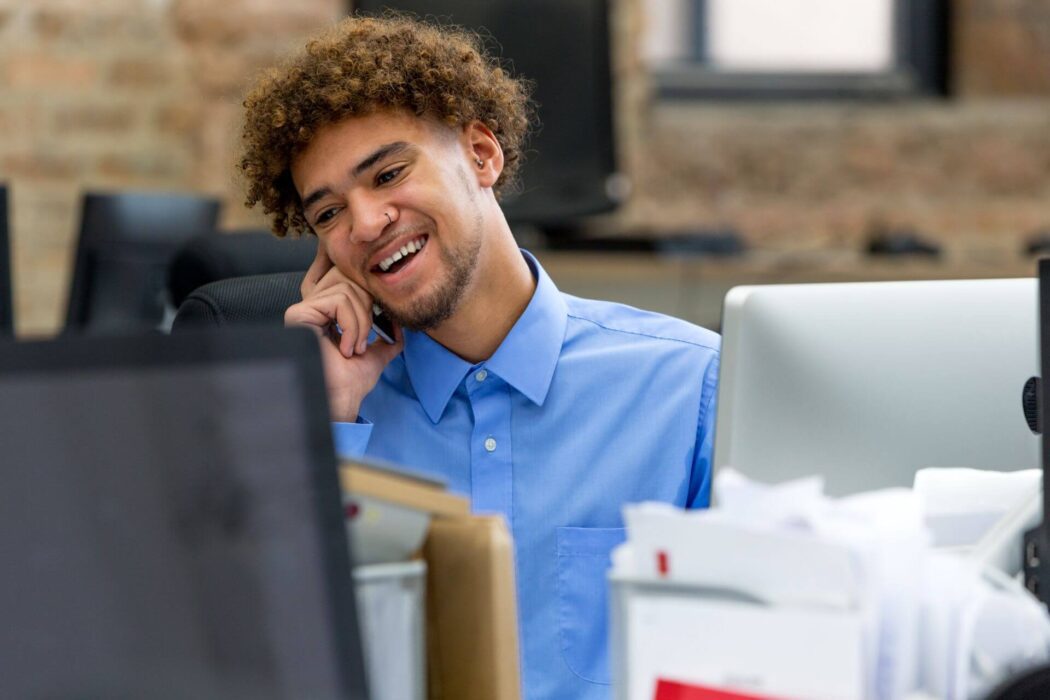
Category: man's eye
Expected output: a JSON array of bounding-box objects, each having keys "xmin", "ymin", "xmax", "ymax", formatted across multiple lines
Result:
[
  {"xmin": 315, "ymin": 208, "xmax": 337, "ymax": 225},
  {"xmin": 377, "ymin": 167, "xmax": 403, "ymax": 185}
]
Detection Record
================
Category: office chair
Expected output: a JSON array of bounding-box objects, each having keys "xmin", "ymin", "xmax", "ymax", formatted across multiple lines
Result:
[
  {"xmin": 171, "ymin": 270, "xmax": 304, "ymax": 330},
  {"xmin": 64, "ymin": 190, "xmax": 221, "ymax": 334},
  {"xmin": 985, "ymin": 662, "xmax": 1050, "ymax": 699},
  {"xmin": 167, "ymin": 229, "xmax": 316, "ymax": 310},
  {"xmin": 0, "ymin": 184, "xmax": 12, "ymax": 336}
]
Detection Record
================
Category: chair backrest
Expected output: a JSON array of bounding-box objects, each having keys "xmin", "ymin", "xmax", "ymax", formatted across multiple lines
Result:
[
  {"xmin": 65, "ymin": 190, "xmax": 221, "ymax": 334},
  {"xmin": 171, "ymin": 270, "xmax": 304, "ymax": 331},
  {"xmin": 0, "ymin": 184, "xmax": 11, "ymax": 336},
  {"xmin": 986, "ymin": 662, "xmax": 1050, "ymax": 699},
  {"xmin": 167, "ymin": 229, "xmax": 316, "ymax": 310}
]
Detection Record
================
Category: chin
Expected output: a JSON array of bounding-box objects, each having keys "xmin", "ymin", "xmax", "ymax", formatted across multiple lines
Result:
[{"xmin": 386, "ymin": 292, "xmax": 461, "ymax": 332}]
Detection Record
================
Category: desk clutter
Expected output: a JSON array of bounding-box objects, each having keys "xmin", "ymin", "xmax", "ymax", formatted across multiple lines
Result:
[{"xmin": 611, "ymin": 468, "xmax": 1050, "ymax": 700}]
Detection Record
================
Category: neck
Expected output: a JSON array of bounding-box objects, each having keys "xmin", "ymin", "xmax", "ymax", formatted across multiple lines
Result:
[{"xmin": 427, "ymin": 214, "xmax": 535, "ymax": 364}]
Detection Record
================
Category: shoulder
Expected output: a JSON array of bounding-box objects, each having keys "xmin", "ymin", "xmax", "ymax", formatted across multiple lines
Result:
[{"xmin": 562, "ymin": 293, "xmax": 721, "ymax": 355}]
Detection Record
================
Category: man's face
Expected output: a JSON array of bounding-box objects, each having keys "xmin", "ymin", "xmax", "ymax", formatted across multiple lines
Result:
[{"xmin": 290, "ymin": 110, "xmax": 485, "ymax": 331}]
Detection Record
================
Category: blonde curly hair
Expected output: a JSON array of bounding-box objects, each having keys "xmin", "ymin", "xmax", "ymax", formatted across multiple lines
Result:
[{"xmin": 239, "ymin": 13, "xmax": 534, "ymax": 237}]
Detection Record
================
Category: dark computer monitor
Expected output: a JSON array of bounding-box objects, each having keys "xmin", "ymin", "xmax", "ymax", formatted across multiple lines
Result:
[
  {"xmin": 0, "ymin": 184, "xmax": 12, "ymax": 335},
  {"xmin": 353, "ymin": 0, "xmax": 620, "ymax": 228},
  {"xmin": 1041, "ymin": 260, "xmax": 1050, "ymax": 528},
  {"xmin": 0, "ymin": 327, "xmax": 368, "ymax": 699},
  {"xmin": 65, "ymin": 190, "xmax": 221, "ymax": 334}
]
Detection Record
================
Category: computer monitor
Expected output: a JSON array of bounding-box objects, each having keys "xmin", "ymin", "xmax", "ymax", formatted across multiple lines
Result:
[
  {"xmin": 1022, "ymin": 260, "xmax": 1050, "ymax": 604},
  {"xmin": 65, "ymin": 190, "xmax": 221, "ymax": 334},
  {"xmin": 353, "ymin": 0, "xmax": 620, "ymax": 227},
  {"xmin": 0, "ymin": 183, "xmax": 12, "ymax": 335},
  {"xmin": 714, "ymin": 278, "xmax": 1040, "ymax": 496},
  {"xmin": 0, "ymin": 327, "xmax": 369, "ymax": 699}
]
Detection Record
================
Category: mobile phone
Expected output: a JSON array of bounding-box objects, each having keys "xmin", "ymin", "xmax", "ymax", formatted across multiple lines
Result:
[{"xmin": 372, "ymin": 304, "xmax": 396, "ymax": 344}]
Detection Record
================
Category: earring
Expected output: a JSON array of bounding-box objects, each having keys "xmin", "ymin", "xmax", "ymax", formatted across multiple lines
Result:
[{"xmin": 475, "ymin": 158, "xmax": 484, "ymax": 168}]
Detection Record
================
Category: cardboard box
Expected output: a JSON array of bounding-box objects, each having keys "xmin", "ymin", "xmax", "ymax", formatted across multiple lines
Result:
[{"xmin": 424, "ymin": 516, "xmax": 521, "ymax": 700}]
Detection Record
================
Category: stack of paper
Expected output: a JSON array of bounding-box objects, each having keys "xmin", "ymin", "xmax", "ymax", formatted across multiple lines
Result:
[{"xmin": 611, "ymin": 469, "xmax": 1050, "ymax": 700}]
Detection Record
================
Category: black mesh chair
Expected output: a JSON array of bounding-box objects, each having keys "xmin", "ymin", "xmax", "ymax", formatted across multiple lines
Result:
[
  {"xmin": 167, "ymin": 229, "xmax": 316, "ymax": 311},
  {"xmin": 64, "ymin": 191, "xmax": 221, "ymax": 334},
  {"xmin": 171, "ymin": 271, "xmax": 304, "ymax": 331},
  {"xmin": 0, "ymin": 184, "xmax": 12, "ymax": 336}
]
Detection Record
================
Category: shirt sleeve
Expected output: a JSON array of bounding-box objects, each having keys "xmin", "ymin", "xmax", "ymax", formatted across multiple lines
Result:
[
  {"xmin": 331, "ymin": 417, "xmax": 374, "ymax": 459},
  {"xmin": 688, "ymin": 350, "xmax": 720, "ymax": 509}
]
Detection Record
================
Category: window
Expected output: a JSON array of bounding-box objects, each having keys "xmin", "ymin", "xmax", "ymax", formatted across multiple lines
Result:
[{"xmin": 643, "ymin": 0, "xmax": 949, "ymax": 99}]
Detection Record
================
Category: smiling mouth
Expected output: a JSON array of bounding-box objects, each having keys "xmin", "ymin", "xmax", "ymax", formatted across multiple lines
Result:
[{"xmin": 373, "ymin": 235, "xmax": 428, "ymax": 274}]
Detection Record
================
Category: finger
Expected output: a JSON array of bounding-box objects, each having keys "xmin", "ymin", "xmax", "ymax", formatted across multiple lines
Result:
[
  {"xmin": 312, "ymin": 263, "xmax": 355, "ymax": 296},
  {"xmin": 326, "ymin": 292, "xmax": 367, "ymax": 358},
  {"xmin": 301, "ymin": 240, "xmax": 334, "ymax": 296},
  {"xmin": 318, "ymin": 285, "xmax": 371, "ymax": 355},
  {"xmin": 344, "ymin": 284, "xmax": 376, "ymax": 354},
  {"xmin": 287, "ymin": 289, "xmax": 364, "ymax": 358},
  {"xmin": 285, "ymin": 299, "xmax": 338, "ymax": 332}
]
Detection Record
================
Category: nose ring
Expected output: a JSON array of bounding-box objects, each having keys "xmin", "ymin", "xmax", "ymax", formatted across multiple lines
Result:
[{"xmin": 384, "ymin": 212, "xmax": 392, "ymax": 225}]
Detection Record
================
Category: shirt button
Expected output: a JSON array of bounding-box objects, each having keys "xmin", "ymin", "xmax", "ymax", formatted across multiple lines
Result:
[
  {"xmin": 475, "ymin": 370, "xmax": 488, "ymax": 382},
  {"xmin": 484, "ymin": 437, "xmax": 497, "ymax": 452}
]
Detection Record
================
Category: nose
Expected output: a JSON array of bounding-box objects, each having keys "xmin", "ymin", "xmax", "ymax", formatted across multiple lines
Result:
[{"xmin": 347, "ymin": 191, "xmax": 390, "ymax": 245}]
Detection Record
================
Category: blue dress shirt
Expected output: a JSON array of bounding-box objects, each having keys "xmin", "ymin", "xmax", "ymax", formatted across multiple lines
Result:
[{"xmin": 333, "ymin": 251, "xmax": 720, "ymax": 700}]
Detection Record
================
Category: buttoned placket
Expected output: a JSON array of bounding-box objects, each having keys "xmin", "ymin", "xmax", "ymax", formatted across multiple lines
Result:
[{"xmin": 465, "ymin": 365, "xmax": 513, "ymax": 518}]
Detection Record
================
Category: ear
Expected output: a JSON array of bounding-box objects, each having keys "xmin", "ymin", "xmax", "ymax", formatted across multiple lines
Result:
[{"xmin": 462, "ymin": 121, "xmax": 504, "ymax": 189}]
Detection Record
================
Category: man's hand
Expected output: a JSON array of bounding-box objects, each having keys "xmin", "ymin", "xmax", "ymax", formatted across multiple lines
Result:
[{"xmin": 285, "ymin": 243, "xmax": 404, "ymax": 422}]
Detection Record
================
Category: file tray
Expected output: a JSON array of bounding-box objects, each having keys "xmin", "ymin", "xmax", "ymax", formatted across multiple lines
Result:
[
  {"xmin": 609, "ymin": 572, "xmax": 866, "ymax": 700},
  {"xmin": 341, "ymin": 461, "xmax": 470, "ymax": 565}
]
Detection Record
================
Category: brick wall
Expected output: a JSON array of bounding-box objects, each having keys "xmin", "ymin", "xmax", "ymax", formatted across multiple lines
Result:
[
  {"xmin": 609, "ymin": 0, "xmax": 1050, "ymax": 258},
  {"xmin": 0, "ymin": 0, "xmax": 340, "ymax": 335},
  {"xmin": 2, "ymin": 0, "xmax": 1049, "ymax": 334}
]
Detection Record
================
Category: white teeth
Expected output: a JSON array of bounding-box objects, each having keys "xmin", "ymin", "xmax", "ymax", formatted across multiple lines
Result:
[{"xmin": 377, "ymin": 236, "xmax": 427, "ymax": 273}]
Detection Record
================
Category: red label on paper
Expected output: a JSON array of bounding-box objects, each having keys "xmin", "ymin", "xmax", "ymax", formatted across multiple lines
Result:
[{"xmin": 653, "ymin": 679, "xmax": 786, "ymax": 700}]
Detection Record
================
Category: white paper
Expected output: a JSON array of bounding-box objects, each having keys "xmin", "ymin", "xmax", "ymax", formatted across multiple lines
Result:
[
  {"xmin": 625, "ymin": 592, "xmax": 864, "ymax": 700},
  {"xmin": 615, "ymin": 468, "xmax": 1050, "ymax": 699},
  {"xmin": 624, "ymin": 502, "xmax": 860, "ymax": 609}
]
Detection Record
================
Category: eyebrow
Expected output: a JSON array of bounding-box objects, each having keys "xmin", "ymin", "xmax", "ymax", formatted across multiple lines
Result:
[{"xmin": 300, "ymin": 141, "xmax": 413, "ymax": 214}]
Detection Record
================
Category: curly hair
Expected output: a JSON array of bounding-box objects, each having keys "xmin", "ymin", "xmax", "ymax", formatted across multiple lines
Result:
[{"xmin": 239, "ymin": 13, "xmax": 534, "ymax": 237}]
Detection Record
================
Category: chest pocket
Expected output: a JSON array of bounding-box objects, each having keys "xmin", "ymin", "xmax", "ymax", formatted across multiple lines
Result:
[{"xmin": 555, "ymin": 526, "xmax": 626, "ymax": 685}]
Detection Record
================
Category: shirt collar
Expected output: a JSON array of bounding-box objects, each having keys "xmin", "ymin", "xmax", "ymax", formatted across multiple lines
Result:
[{"xmin": 402, "ymin": 250, "xmax": 568, "ymax": 423}]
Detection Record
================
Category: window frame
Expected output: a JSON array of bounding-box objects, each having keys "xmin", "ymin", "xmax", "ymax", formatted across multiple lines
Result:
[{"xmin": 651, "ymin": 0, "xmax": 950, "ymax": 100}]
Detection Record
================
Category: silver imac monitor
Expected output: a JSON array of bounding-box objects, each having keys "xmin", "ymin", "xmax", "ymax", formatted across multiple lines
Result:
[{"xmin": 714, "ymin": 278, "xmax": 1040, "ymax": 496}]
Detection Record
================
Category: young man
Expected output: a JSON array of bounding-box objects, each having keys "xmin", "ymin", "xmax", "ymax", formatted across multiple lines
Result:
[{"xmin": 240, "ymin": 15, "xmax": 720, "ymax": 700}]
